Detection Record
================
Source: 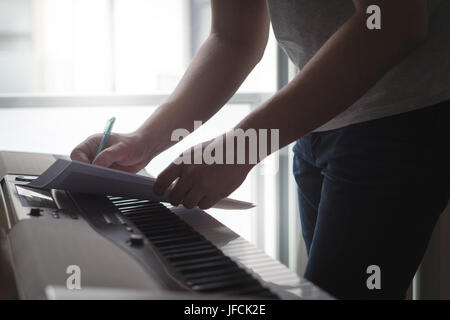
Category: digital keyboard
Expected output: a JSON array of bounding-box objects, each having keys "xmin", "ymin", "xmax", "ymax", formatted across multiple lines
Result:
[{"xmin": 0, "ymin": 151, "xmax": 332, "ymax": 300}]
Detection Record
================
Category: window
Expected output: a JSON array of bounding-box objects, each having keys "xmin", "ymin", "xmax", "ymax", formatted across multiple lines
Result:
[
  {"xmin": 0, "ymin": 0, "xmax": 301, "ymax": 269},
  {"xmin": 0, "ymin": 0, "xmax": 34, "ymax": 92},
  {"xmin": 0, "ymin": 0, "xmax": 277, "ymax": 94}
]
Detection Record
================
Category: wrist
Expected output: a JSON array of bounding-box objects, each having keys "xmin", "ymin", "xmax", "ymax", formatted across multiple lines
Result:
[
  {"xmin": 135, "ymin": 101, "xmax": 193, "ymax": 157},
  {"xmin": 132, "ymin": 123, "xmax": 164, "ymax": 161}
]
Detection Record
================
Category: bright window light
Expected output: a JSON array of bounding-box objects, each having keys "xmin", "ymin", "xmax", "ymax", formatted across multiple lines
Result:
[{"xmin": 0, "ymin": 0, "xmax": 279, "ymax": 257}]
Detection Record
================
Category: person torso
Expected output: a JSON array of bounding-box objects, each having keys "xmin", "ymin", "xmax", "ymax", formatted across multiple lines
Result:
[{"xmin": 266, "ymin": 0, "xmax": 450, "ymax": 131}]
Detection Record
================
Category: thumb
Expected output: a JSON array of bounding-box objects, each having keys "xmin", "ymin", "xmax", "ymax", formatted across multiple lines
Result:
[{"xmin": 92, "ymin": 143, "xmax": 124, "ymax": 168}]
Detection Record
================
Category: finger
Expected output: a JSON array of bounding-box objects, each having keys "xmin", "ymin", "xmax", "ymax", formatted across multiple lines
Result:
[
  {"xmin": 70, "ymin": 134, "xmax": 102, "ymax": 163},
  {"xmin": 168, "ymin": 177, "xmax": 193, "ymax": 207},
  {"xmin": 154, "ymin": 162, "xmax": 182, "ymax": 196},
  {"xmin": 70, "ymin": 148, "xmax": 91, "ymax": 163},
  {"xmin": 198, "ymin": 196, "xmax": 217, "ymax": 210},
  {"xmin": 92, "ymin": 143, "xmax": 125, "ymax": 168},
  {"xmin": 182, "ymin": 188, "xmax": 204, "ymax": 209}
]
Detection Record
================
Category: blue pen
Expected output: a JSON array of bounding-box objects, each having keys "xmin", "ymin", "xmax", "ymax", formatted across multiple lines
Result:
[{"xmin": 95, "ymin": 117, "xmax": 116, "ymax": 159}]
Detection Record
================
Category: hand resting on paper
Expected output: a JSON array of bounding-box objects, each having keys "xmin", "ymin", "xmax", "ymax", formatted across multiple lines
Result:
[{"xmin": 154, "ymin": 136, "xmax": 254, "ymax": 209}]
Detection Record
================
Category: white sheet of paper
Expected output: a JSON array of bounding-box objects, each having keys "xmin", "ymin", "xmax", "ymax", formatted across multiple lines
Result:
[{"xmin": 27, "ymin": 159, "xmax": 255, "ymax": 210}]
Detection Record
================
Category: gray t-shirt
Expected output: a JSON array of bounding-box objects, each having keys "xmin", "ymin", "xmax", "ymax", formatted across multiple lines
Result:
[{"xmin": 267, "ymin": 0, "xmax": 450, "ymax": 131}]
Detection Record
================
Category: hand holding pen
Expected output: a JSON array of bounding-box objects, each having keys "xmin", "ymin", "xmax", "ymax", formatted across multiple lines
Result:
[
  {"xmin": 71, "ymin": 117, "xmax": 156, "ymax": 173},
  {"xmin": 94, "ymin": 117, "xmax": 116, "ymax": 159}
]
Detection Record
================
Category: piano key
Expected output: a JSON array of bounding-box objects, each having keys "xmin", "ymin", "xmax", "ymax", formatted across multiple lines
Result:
[
  {"xmin": 191, "ymin": 278, "xmax": 257, "ymax": 292},
  {"xmin": 112, "ymin": 200, "xmax": 150, "ymax": 206},
  {"xmin": 121, "ymin": 208, "xmax": 171, "ymax": 216},
  {"xmin": 161, "ymin": 246, "xmax": 217, "ymax": 258},
  {"xmin": 149, "ymin": 230, "xmax": 202, "ymax": 238},
  {"xmin": 172, "ymin": 255, "xmax": 229, "ymax": 268},
  {"xmin": 129, "ymin": 221, "xmax": 180, "ymax": 230},
  {"xmin": 256, "ymin": 273, "xmax": 300, "ymax": 283},
  {"xmin": 178, "ymin": 260, "xmax": 236, "ymax": 274},
  {"xmin": 126, "ymin": 212, "xmax": 180, "ymax": 221},
  {"xmin": 183, "ymin": 267, "xmax": 245, "ymax": 281},
  {"xmin": 126, "ymin": 213, "xmax": 174, "ymax": 221},
  {"xmin": 119, "ymin": 205, "xmax": 170, "ymax": 213},
  {"xmin": 148, "ymin": 235, "xmax": 206, "ymax": 246},
  {"xmin": 186, "ymin": 273, "xmax": 251, "ymax": 287},
  {"xmin": 163, "ymin": 255, "xmax": 219, "ymax": 267},
  {"xmin": 117, "ymin": 204, "xmax": 163, "ymax": 212},
  {"xmin": 152, "ymin": 237, "xmax": 206, "ymax": 249},
  {"xmin": 158, "ymin": 243, "xmax": 214, "ymax": 254},
  {"xmin": 152, "ymin": 235, "xmax": 204, "ymax": 247},
  {"xmin": 140, "ymin": 226, "xmax": 191, "ymax": 237},
  {"xmin": 155, "ymin": 240, "xmax": 212, "ymax": 252},
  {"xmin": 233, "ymin": 256, "xmax": 282, "ymax": 268},
  {"xmin": 221, "ymin": 250, "xmax": 264, "ymax": 261},
  {"xmin": 239, "ymin": 260, "xmax": 286, "ymax": 271},
  {"xmin": 166, "ymin": 249, "xmax": 222, "ymax": 262},
  {"xmin": 133, "ymin": 221, "xmax": 187, "ymax": 230}
]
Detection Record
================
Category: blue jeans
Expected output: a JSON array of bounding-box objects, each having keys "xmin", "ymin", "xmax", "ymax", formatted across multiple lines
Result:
[{"xmin": 293, "ymin": 101, "xmax": 450, "ymax": 299}]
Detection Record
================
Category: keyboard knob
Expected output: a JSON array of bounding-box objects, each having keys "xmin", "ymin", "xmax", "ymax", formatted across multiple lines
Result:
[
  {"xmin": 129, "ymin": 234, "xmax": 144, "ymax": 247},
  {"xmin": 29, "ymin": 208, "xmax": 42, "ymax": 217}
]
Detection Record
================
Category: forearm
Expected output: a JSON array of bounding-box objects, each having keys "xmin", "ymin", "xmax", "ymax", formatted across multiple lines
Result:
[
  {"xmin": 138, "ymin": 33, "xmax": 264, "ymax": 155},
  {"xmin": 237, "ymin": 7, "xmax": 426, "ymax": 155}
]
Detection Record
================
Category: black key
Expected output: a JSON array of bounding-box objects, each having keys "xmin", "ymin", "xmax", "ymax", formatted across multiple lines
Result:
[
  {"xmin": 113, "ymin": 199, "xmax": 151, "ymax": 205},
  {"xmin": 178, "ymin": 260, "xmax": 236, "ymax": 274},
  {"xmin": 130, "ymin": 220, "xmax": 182, "ymax": 228},
  {"xmin": 137, "ymin": 221, "xmax": 186, "ymax": 230},
  {"xmin": 114, "ymin": 200, "xmax": 156, "ymax": 206},
  {"xmin": 152, "ymin": 235, "xmax": 204, "ymax": 247},
  {"xmin": 159, "ymin": 243, "xmax": 215, "ymax": 255},
  {"xmin": 166, "ymin": 249, "xmax": 221, "ymax": 262},
  {"xmin": 192, "ymin": 278, "xmax": 257, "ymax": 292},
  {"xmin": 186, "ymin": 273, "xmax": 250, "ymax": 287},
  {"xmin": 116, "ymin": 203, "xmax": 171, "ymax": 212},
  {"xmin": 126, "ymin": 212, "xmax": 174, "ymax": 221},
  {"xmin": 150, "ymin": 232, "xmax": 201, "ymax": 241},
  {"xmin": 136, "ymin": 219, "xmax": 187, "ymax": 228},
  {"xmin": 140, "ymin": 226, "xmax": 190, "ymax": 237},
  {"xmin": 169, "ymin": 253, "xmax": 226, "ymax": 267},
  {"xmin": 134, "ymin": 220, "xmax": 184, "ymax": 228},
  {"xmin": 118, "ymin": 205, "xmax": 161, "ymax": 212},
  {"xmin": 183, "ymin": 267, "xmax": 243, "ymax": 281},
  {"xmin": 173, "ymin": 255, "xmax": 227, "ymax": 267},
  {"xmin": 156, "ymin": 240, "xmax": 211, "ymax": 251},
  {"xmin": 122, "ymin": 207, "xmax": 170, "ymax": 215},
  {"xmin": 123, "ymin": 212, "xmax": 170, "ymax": 219}
]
